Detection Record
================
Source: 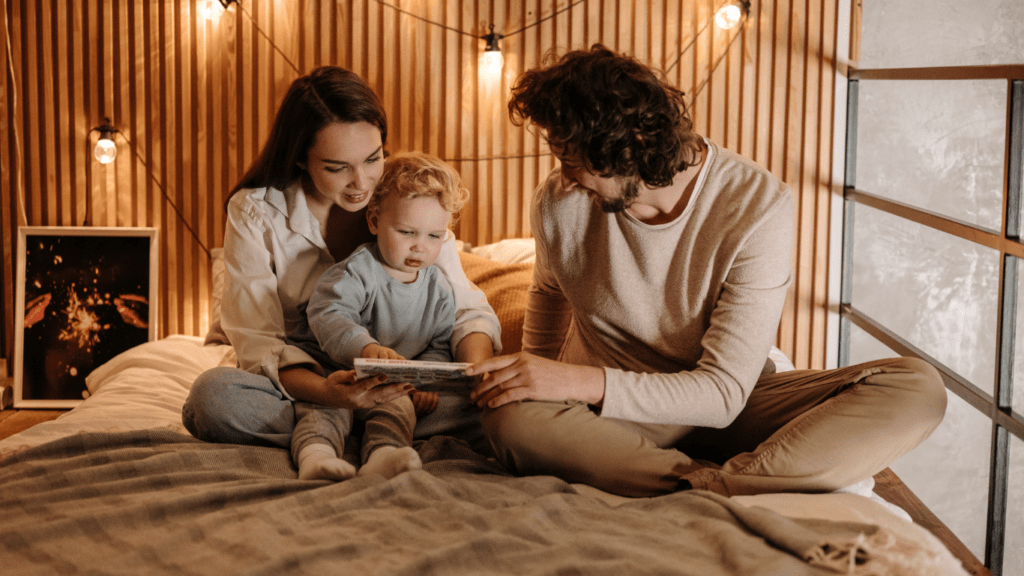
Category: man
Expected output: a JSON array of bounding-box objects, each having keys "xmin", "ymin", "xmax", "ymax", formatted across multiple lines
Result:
[{"xmin": 465, "ymin": 45, "xmax": 946, "ymax": 498}]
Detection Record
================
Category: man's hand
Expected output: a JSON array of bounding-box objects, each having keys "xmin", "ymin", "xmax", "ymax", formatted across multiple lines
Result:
[
  {"xmin": 465, "ymin": 352, "xmax": 606, "ymax": 409},
  {"xmin": 321, "ymin": 369, "xmax": 414, "ymax": 410}
]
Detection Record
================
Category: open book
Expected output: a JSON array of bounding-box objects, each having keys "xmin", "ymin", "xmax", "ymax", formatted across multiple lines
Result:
[{"xmin": 353, "ymin": 358, "xmax": 475, "ymax": 387}]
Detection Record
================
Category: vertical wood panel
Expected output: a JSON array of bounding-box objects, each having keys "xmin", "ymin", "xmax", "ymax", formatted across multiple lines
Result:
[
  {"xmin": 0, "ymin": 0, "xmax": 12, "ymax": 363},
  {"xmin": 1, "ymin": 0, "xmax": 850, "ymax": 371}
]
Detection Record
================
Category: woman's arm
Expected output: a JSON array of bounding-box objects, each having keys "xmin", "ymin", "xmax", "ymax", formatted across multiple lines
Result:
[
  {"xmin": 220, "ymin": 195, "xmax": 305, "ymax": 381},
  {"xmin": 279, "ymin": 365, "xmax": 413, "ymax": 409},
  {"xmin": 433, "ymin": 235, "xmax": 502, "ymax": 357},
  {"xmin": 454, "ymin": 331, "xmax": 494, "ymax": 363}
]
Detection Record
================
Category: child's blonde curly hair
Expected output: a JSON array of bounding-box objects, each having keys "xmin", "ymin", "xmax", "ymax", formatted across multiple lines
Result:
[{"xmin": 369, "ymin": 152, "xmax": 470, "ymax": 224}]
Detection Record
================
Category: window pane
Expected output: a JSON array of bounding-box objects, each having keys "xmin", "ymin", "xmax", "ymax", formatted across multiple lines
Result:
[
  {"xmin": 856, "ymin": 79, "xmax": 1006, "ymax": 231},
  {"xmin": 1007, "ymin": 433, "xmax": 1024, "ymax": 576},
  {"xmin": 850, "ymin": 323, "xmax": 994, "ymax": 563},
  {"xmin": 847, "ymin": 320, "xmax": 899, "ymax": 365},
  {"xmin": 860, "ymin": 0, "xmax": 1024, "ymax": 68},
  {"xmin": 852, "ymin": 204, "xmax": 998, "ymax": 395},
  {"xmin": 890, "ymin": 383, "xmax": 992, "ymax": 561},
  {"xmin": 1015, "ymin": 257, "xmax": 1024, "ymax": 414}
]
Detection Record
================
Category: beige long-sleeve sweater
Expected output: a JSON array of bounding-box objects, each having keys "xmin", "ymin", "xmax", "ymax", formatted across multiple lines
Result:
[{"xmin": 524, "ymin": 140, "xmax": 794, "ymax": 427}]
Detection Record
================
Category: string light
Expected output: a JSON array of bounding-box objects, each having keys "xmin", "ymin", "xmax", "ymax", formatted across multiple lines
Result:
[
  {"xmin": 480, "ymin": 24, "xmax": 504, "ymax": 79},
  {"xmin": 200, "ymin": 0, "xmax": 235, "ymax": 21},
  {"xmin": 714, "ymin": 0, "xmax": 750, "ymax": 30},
  {"xmin": 207, "ymin": 0, "xmax": 745, "ymax": 166},
  {"xmin": 91, "ymin": 118, "xmax": 118, "ymax": 165}
]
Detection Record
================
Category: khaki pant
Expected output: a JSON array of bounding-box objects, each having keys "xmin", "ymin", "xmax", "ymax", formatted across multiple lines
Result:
[{"xmin": 481, "ymin": 357, "xmax": 946, "ymax": 497}]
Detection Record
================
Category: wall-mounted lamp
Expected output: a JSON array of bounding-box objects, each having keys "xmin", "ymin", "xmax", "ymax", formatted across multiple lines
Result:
[
  {"xmin": 91, "ymin": 118, "xmax": 119, "ymax": 165},
  {"xmin": 714, "ymin": 0, "xmax": 751, "ymax": 30},
  {"xmin": 480, "ymin": 24, "xmax": 504, "ymax": 78}
]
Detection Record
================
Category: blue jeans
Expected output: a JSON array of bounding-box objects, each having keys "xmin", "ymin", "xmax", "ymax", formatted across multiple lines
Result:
[{"xmin": 182, "ymin": 366, "xmax": 488, "ymax": 453}]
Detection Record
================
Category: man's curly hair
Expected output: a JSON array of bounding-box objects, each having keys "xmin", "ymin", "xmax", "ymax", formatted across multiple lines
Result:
[{"xmin": 508, "ymin": 44, "xmax": 702, "ymax": 188}]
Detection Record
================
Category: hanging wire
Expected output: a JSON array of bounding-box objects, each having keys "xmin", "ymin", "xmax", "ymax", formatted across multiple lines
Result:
[
  {"xmin": 367, "ymin": 0, "xmax": 478, "ymax": 38},
  {"xmin": 116, "ymin": 132, "xmax": 212, "ymax": 258},
  {"xmin": 4, "ymin": 0, "xmax": 28, "ymax": 227},
  {"xmin": 664, "ymin": 1, "xmax": 725, "ymax": 77},
  {"xmin": 442, "ymin": 152, "xmax": 552, "ymax": 163},
  {"xmin": 687, "ymin": 10, "xmax": 748, "ymax": 105},
  {"xmin": 501, "ymin": 0, "xmax": 586, "ymax": 37},
  {"xmin": 234, "ymin": 1, "xmax": 302, "ymax": 75},
  {"xmin": 368, "ymin": 0, "xmax": 586, "ymax": 40}
]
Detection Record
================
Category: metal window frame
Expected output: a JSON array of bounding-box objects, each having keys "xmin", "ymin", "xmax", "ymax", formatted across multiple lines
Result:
[{"xmin": 840, "ymin": 65, "xmax": 1024, "ymax": 575}]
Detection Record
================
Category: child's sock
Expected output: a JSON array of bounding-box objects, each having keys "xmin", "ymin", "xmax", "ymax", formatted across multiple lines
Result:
[
  {"xmin": 297, "ymin": 443, "xmax": 357, "ymax": 481},
  {"xmin": 358, "ymin": 446, "xmax": 422, "ymax": 479}
]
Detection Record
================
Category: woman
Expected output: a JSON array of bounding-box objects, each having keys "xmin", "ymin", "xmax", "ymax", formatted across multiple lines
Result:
[{"xmin": 182, "ymin": 66, "xmax": 500, "ymax": 456}]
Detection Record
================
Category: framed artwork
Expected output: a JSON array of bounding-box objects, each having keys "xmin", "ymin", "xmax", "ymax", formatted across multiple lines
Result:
[{"xmin": 14, "ymin": 227, "xmax": 159, "ymax": 408}]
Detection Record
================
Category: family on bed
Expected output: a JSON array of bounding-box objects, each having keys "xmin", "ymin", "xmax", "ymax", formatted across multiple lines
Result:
[{"xmin": 182, "ymin": 44, "xmax": 947, "ymax": 498}]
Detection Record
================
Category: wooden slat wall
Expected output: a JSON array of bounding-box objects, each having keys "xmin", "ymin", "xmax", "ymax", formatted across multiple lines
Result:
[{"xmin": 1, "ymin": 0, "xmax": 844, "ymax": 370}]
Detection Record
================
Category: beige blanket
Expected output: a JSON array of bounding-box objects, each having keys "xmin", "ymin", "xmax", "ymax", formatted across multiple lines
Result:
[{"xmin": 0, "ymin": 429, "xmax": 962, "ymax": 575}]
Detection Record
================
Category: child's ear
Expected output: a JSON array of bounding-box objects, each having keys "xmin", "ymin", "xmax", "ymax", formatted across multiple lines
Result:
[{"xmin": 366, "ymin": 207, "xmax": 380, "ymax": 235}]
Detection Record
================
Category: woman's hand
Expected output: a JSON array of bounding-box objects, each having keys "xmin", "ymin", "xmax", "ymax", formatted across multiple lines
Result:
[
  {"xmin": 465, "ymin": 352, "xmax": 606, "ymax": 409},
  {"xmin": 321, "ymin": 369, "xmax": 414, "ymax": 410}
]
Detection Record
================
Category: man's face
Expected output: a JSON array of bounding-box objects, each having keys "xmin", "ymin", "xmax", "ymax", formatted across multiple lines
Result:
[{"xmin": 555, "ymin": 153, "xmax": 641, "ymax": 214}]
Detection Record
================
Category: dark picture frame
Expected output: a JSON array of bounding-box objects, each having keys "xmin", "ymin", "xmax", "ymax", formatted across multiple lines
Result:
[{"xmin": 14, "ymin": 227, "xmax": 159, "ymax": 408}]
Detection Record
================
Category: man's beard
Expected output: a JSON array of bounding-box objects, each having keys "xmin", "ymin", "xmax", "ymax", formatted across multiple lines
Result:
[{"xmin": 599, "ymin": 177, "xmax": 641, "ymax": 213}]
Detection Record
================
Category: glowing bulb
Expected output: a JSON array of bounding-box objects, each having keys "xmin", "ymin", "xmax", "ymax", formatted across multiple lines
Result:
[
  {"xmin": 200, "ymin": 0, "xmax": 218, "ymax": 20},
  {"xmin": 479, "ymin": 24, "xmax": 504, "ymax": 83},
  {"xmin": 481, "ymin": 50, "xmax": 503, "ymax": 77},
  {"xmin": 94, "ymin": 136, "xmax": 117, "ymax": 164},
  {"xmin": 714, "ymin": 4, "xmax": 743, "ymax": 30}
]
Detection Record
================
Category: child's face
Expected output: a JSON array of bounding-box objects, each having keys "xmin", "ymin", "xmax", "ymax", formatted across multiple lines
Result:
[{"xmin": 367, "ymin": 194, "xmax": 451, "ymax": 282}]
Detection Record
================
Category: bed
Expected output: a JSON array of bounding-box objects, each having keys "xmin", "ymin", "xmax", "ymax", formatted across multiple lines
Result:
[{"xmin": 0, "ymin": 240, "xmax": 969, "ymax": 575}]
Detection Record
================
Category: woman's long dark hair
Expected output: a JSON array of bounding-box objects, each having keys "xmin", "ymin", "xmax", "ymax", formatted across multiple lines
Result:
[
  {"xmin": 226, "ymin": 66, "xmax": 388, "ymax": 205},
  {"xmin": 508, "ymin": 44, "xmax": 702, "ymax": 188}
]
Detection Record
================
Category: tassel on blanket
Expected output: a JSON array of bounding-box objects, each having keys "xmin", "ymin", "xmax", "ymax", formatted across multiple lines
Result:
[{"xmin": 805, "ymin": 528, "xmax": 967, "ymax": 575}]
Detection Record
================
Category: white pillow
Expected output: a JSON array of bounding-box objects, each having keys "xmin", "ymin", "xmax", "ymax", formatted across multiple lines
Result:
[{"xmin": 471, "ymin": 238, "xmax": 537, "ymax": 264}]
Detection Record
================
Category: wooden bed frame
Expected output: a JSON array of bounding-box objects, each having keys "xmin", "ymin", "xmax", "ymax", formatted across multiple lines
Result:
[{"xmin": 0, "ymin": 408, "xmax": 990, "ymax": 576}]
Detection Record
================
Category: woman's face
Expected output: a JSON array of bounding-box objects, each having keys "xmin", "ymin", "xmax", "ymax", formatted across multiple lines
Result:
[{"xmin": 303, "ymin": 121, "xmax": 384, "ymax": 212}]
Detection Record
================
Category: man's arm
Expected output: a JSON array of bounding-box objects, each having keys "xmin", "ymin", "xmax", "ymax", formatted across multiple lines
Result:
[{"xmin": 520, "ymin": 218, "xmax": 574, "ymax": 359}]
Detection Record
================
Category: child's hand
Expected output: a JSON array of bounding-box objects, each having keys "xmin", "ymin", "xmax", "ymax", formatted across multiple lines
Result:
[
  {"xmin": 410, "ymin": 390, "xmax": 439, "ymax": 416},
  {"xmin": 361, "ymin": 343, "xmax": 403, "ymax": 360}
]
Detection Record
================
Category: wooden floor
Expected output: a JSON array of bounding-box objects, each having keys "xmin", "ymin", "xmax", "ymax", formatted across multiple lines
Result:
[{"xmin": 0, "ymin": 408, "xmax": 992, "ymax": 575}]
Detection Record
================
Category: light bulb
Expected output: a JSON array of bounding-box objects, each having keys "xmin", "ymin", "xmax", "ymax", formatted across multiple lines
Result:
[
  {"xmin": 479, "ymin": 24, "xmax": 504, "ymax": 83},
  {"xmin": 200, "ymin": 0, "xmax": 218, "ymax": 21},
  {"xmin": 714, "ymin": 4, "xmax": 743, "ymax": 30},
  {"xmin": 94, "ymin": 136, "xmax": 117, "ymax": 164},
  {"xmin": 481, "ymin": 50, "xmax": 503, "ymax": 77}
]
